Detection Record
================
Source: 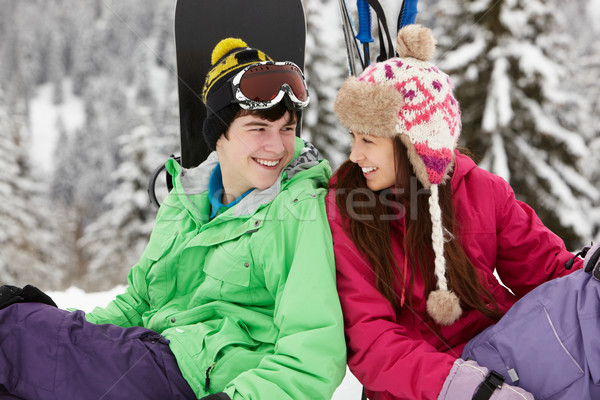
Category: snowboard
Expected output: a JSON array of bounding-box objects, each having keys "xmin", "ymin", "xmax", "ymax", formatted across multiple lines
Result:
[{"xmin": 174, "ymin": 0, "xmax": 307, "ymax": 169}]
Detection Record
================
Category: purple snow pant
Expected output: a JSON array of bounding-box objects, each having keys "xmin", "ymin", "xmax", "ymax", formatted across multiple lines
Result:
[
  {"xmin": 463, "ymin": 269, "xmax": 600, "ymax": 400},
  {"xmin": 0, "ymin": 303, "xmax": 197, "ymax": 400}
]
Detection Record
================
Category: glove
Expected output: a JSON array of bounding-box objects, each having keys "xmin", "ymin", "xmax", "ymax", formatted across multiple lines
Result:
[
  {"xmin": 0, "ymin": 285, "xmax": 25, "ymax": 309},
  {"xmin": 199, "ymin": 394, "xmax": 231, "ymax": 400},
  {"xmin": 438, "ymin": 359, "xmax": 534, "ymax": 400},
  {"xmin": 0, "ymin": 284, "xmax": 57, "ymax": 310},
  {"xmin": 583, "ymin": 242, "xmax": 600, "ymax": 279}
]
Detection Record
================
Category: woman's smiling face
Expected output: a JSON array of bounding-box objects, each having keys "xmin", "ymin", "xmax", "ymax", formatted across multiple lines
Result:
[{"xmin": 348, "ymin": 132, "xmax": 397, "ymax": 191}]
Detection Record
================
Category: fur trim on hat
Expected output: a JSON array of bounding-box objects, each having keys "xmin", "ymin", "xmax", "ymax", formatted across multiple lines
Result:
[{"xmin": 334, "ymin": 77, "xmax": 405, "ymax": 138}]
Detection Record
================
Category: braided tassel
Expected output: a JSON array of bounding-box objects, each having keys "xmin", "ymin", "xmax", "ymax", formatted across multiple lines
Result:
[{"xmin": 426, "ymin": 184, "xmax": 462, "ymax": 326}]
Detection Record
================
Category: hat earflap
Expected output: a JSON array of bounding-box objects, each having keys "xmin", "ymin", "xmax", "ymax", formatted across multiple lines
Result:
[
  {"xmin": 426, "ymin": 184, "xmax": 462, "ymax": 326},
  {"xmin": 334, "ymin": 77, "xmax": 404, "ymax": 138}
]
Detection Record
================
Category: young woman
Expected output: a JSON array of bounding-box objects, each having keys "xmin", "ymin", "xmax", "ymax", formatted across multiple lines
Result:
[{"xmin": 327, "ymin": 24, "xmax": 585, "ymax": 400}]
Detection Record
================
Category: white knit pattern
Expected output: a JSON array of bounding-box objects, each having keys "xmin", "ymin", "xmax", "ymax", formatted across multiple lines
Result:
[
  {"xmin": 429, "ymin": 184, "xmax": 447, "ymax": 291},
  {"xmin": 356, "ymin": 58, "xmax": 460, "ymax": 187},
  {"xmin": 362, "ymin": 60, "xmax": 460, "ymax": 151}
]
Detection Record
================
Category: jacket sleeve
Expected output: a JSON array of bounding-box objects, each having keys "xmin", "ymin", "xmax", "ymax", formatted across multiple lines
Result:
[
  {"xmin": 83, "ymin": 248, "xmax": 154, "ymax": 327},
  {"xmin": 83, "ymin": 267, "xmax": 149, "ymax": 327},
  {"xmin": 222, "ymin": 189, "xmax": 347, "ymax": 400},
  {"xmin": 326, "ymin": 193, "xmax": 455, "ymax": 400},
  {"xmin": 492, "ymin": 174, "xmax": 581, "ymax": 297},
  {"xmin": 83, "ymin": 192, "xmax": 184, "ymax": 327}
]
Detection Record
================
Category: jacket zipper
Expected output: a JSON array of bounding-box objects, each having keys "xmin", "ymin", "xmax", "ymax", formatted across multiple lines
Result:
[{"xmin": 204, "ymin": 361, "xmax": 216, "ymax": 392}]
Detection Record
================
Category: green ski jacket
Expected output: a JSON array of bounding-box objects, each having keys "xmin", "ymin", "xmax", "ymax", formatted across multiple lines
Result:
[{"xmin": 85, "ymin": 138, "xmax": 346, "ymax": 400}]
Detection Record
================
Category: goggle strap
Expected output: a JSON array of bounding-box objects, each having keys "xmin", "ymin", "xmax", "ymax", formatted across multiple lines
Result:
[
  {"xmin": 205, "ymin": 83, "xmax": 235, "ymax": 117},
  {"xmin": 205, "ymin": 62, "xmax": 309, "ymax": 115}
]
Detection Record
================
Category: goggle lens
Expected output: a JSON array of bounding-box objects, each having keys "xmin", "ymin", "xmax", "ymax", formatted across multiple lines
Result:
[{"xmin": 239, "ymin": 64, "xmax": 308, "ymax": 103}]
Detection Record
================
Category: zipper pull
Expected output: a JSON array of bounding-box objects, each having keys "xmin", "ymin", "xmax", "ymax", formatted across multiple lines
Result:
[{"xmin": 204, "ymin": 362, "xmax": 216, "ymax": 392}]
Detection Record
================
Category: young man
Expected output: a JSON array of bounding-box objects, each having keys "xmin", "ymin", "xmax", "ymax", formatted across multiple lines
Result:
[{"xmin": 0, "ymin": 38, "xmax": 346, "ymax": 400}]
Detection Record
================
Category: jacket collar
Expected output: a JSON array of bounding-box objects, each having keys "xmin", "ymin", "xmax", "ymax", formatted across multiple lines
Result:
[{"xmin": 450, "ymin": 152, "xmax": 478, "ymax": 193}]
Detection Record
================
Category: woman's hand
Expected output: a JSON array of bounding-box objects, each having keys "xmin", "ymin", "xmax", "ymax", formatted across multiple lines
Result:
[
  {"xmin": 438, "ymin": 359, "xmax": 534, "ymax": 400},
  {"xmin": 584, "ymin": 242, "xmax": 600, "ymax": 279}
]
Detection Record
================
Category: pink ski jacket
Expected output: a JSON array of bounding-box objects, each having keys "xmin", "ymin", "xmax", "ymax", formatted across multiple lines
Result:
[{"xmin": 326, "ymin": 153, "xmax": 581, "ymax": 400}]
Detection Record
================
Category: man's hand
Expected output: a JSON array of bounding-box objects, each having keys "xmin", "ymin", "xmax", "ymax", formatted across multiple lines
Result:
[{"xmin": 0, "ymin": 284, "xmax": 57, "ymax": 310}]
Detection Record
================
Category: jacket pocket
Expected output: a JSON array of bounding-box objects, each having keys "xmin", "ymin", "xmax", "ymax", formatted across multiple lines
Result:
[
  {"xmin": 140, "ymin": 231, "xmax": 178, "ymax": 307},
  {"xmin": 464, "ymin": 303, "xmax": 584, "ymax": 398},
  {"xmin": 202, "ymin": 318, "xmax": 261, "ymax": 393},
  {"xmin": 202, "ymin": 240, "xmax": 252, "ymax": 287},
  {"xmin": 166, "ymin": 319, "xmax": 260, "ymax": 394}
]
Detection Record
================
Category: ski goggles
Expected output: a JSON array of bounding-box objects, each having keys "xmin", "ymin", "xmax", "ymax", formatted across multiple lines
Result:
[{"xmin": 206, "ymin": 61, "xmax": 310, "ymax": 114}]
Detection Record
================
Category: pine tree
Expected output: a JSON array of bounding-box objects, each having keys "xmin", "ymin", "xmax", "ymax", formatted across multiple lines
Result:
[
  {"xmin": 77, "ymin": 0, "xmax": 180, "ymax": 289},
  {"xmin": 70, "ymin": 5, "xmax": 97, "ymax": 96},
  {"xmin": 0, "ymin": 92, "xmax": 65, "ymax": 288},
  {"xmin": 153, "ymin": 0, "xmax": 176, "ymax": 70},
  {"xmin": 50, "ymin": 120, "xmax": 76, "ymax": 206},
  {"xmin": 48, "ymin": 31, "xmax": 66, "ymax": 105},
  {"xmin": 432, "ymin": 0, "xmax": 595, "ymax": 248},
  {"xmin": 50, "ymin": 120, "xmax": 85, "ymax": 281},
  {"xmin": 573, "ymin": 0, "xmax": 600, "ymax": 242},
  {"xmin": 79, "ymin": 101, "xmax": 179, "ymax": 291}
]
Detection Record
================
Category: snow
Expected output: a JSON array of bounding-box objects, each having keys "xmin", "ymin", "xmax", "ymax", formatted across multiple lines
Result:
[
  {"xmin": 513, "ymin": 42, "xmax": 560, "ymax": 88},
  {"xmin": 490, "ymin": 133, "xmax": 510, "ymax": 182},
  {"xmin": 48, "ymin": 285, "xmax": 127, "ymax": 312},
  {"xmin": 589, "ymin": 0, "xmax": 600, "ymax": 32},
  {"xmin": 522, "ymin": 97, "xmax": 589, "ymax": 157},
  {"xmin": 478, "ymin": 132, "xmax": 511, "ymax": 182},
  {"xmin": 514, "ymin": 136, "xmax": 591, "ymax": 238},
  {"xmin": 469, "ymin": 0, "xmax": 494, "ymax": 14},
  {"xmin": 482, "ymin": 56, "xmax": 513, "ymax": 132},
  {"xmin": 7, "ymin": 1, "xmax": 600, "ymax": 395},
  {"xmin": 29, "ymin": 79, "xmax": 85, "ymax": 174},
  {"xmin": 333, "ymin": 370, "xmax": 364, "ymax": 400},
  {"xmin": 551, "ymin": 159, "xmax": 600, "ymax": 203},
  {"xmin": 439, "ymin": 35, "xmax": 486, "ymax": 71},
  {"xmin": 149, "ymin": 63, "xmax": 171, "ymax": 108},
  {"xmin": 46, "ymin": 286, "xmax": 365, "ymax": 399}
]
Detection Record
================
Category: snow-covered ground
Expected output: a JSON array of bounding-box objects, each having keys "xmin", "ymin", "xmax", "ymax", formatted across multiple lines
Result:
[{"xmin": 47, "ymin": 286, "xmax": 364, "ymax": 400}]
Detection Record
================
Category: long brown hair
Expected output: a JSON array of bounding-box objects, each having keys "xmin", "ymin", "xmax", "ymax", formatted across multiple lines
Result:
[{"xmin": 334, "ymin": 136, "xmax": 503, "ymax": 322}]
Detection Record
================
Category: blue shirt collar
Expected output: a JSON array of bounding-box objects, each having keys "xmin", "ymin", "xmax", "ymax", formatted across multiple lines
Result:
[{"xmin": 208, "ymin": 163, "xmax": 253, "ymax": 218}]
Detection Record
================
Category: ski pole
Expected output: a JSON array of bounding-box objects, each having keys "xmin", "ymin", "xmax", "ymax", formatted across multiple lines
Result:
[
  {"xmin": 356, "ymin": 0, "xmax": 374, "ymax": 68},
  {"xmin": 398, "ymin": 0, "xmax": 418, "ymax": 30},
  {"xmin": 338, "ymin": 0, "xmax": 363, "ymax": 75}
]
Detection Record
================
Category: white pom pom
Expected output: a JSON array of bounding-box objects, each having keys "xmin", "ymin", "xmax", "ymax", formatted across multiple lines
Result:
[{"xmin": 427, "ymin": 289, "xmax": 462, "ymax": 326}]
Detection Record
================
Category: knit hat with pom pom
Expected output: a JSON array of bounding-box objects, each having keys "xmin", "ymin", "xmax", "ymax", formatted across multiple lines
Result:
[
  {"xmin": 334, "ymin": 25, "xmax": 463, "ymax": 326},
  {"xmin": 201, "ymin": 38, "xmax": 272, "ymax": 150}
]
